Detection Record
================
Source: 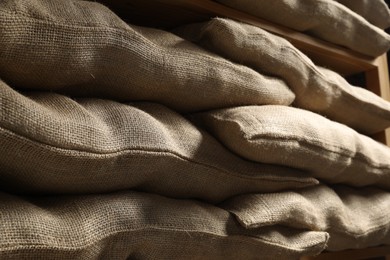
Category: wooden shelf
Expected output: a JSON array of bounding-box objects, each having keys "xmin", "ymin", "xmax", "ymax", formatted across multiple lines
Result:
[{"xmin": 367, "ymin": 54, "xmax": 390, "ymax": 145}]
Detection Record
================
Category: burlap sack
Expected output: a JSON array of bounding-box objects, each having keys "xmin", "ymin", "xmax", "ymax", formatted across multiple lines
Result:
[
  {"xmin": 0, "ymin": 80, "xmax": 317, "ymax": 202},
  {"xmin": 222, "ymin": 185, "xmax": 390, "ymax": 251},
  {"xmin": 191, "ymin": 105, "xmax": 390, "ymax": 189},
  {"xmin": 174, "ymin": 18, "xmax": 390, "ymax": 134},
  {"xmin": 214, "ymin": 0, "xmax": 390, "ymax": 56},
  {"xmin": 0, "ymin": 190, "xmax": 329, "ymax": 259},
  {"xmin": 0, "ymin": 0, "xmax": 294, "ymax": 113},
  {"xmin": 334, "ymin": 0, "xmax": 390, "ymax": 29}
]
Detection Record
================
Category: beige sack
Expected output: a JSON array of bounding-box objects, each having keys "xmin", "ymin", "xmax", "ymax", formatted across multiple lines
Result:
[
  {"xmin": 214, "ymin": 0, "xmax": 390, "ymax": 56},
  {"xmin": 191, "ymin": 105, "xmax": 390, "ymax": 189},
  {"xmin": 222, "ymin": 185, "xmax": 390, "ymax": 251},
  {"xmin": 0, "ymin": 190, "xmax": 328, "ymax": 259},
  {"xmin": 0, "ymin": 80, "xmax": 316, "ymax": 202},
  {"xmin": 334, "ymin": 0, "xmax": 390, "ymax": 29},
  {"xmin": 174, "ymin": 18, "xmax": 390, "ymax": 134},
  {"xmin": 0, "ymin": 0, "xmax": 294, "ymax": 112}
]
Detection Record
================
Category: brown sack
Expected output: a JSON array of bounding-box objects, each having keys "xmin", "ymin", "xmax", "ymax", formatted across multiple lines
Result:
[
  {"xmin": 214, "ymin": 0, "xmax": 390, "ymax": 56},
  {"xmin": 222, "ymin": 185, "xmax": 390, "ymax": 251},
  {"xmin": 0, "ymin": 0, "xmax": 294, "ymax": 112},
  {"xmin": 334, "ymin": 0, "xmax": 390, "ymax": 29},
  {"xmin": 0, "ymin": 80, "xmax": 316, "ymax": 202},
  {"xmin": 174, "ymin": 18, "xmax": 390, "ymax": 134},
  {"xmin": 191, "ymin": 105, "xmax": 390, "ymax": 189},
  {"xmin": 0, "ymin": 190, "xmax": 329, "ymax": 259}
]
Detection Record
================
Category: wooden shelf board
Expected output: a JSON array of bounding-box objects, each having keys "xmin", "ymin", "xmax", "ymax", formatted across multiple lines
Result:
[{"xmin": 366, "ymin": 55, "xmax": 390, "ymax": 145}]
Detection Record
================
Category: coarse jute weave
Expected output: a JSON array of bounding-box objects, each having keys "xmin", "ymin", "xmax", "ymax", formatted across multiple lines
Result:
[
  {"xmin": 222, "ymin": 185, "xmax": 390, "ymax": 251},
  {"xmin": 0, "ymin": 80, "xmax": 316, "ymax": 201},
  {"xmin": 174, "ymin": 18, "xmax": 390, "ymax": 134},
  {"xmin": 191, "ymin": 105, "xmax": 390, "ymax": 189},
  {"xmin": 0, "ymin": 0, "xmax": 294, "ymax": 112},
  {"xmin": 213, "ymin": 0, "xmax": 390, "ymax": 56},
  {"xmin": 0, "ymin": 190, "xmax": 329, "ymax": 259},
  {"xmin": 334, "ymin": 0, "xmax": 390, "ymax": 29}
]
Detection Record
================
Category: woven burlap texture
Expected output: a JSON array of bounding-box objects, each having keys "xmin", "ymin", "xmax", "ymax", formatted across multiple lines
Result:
[
  {"xmin": 222, "ymin": 185, "xmax": 390, "ymax": 251},
  {"xmin": 0, "ymin": 190, "xmax": 328, "ymax": 259},
  {"xmin": 0, "ymin": 0, "xmax": 294, "ymax": 112},
  {"xmin": 0, "ymin": 80, "xmax": 317, "ymax": 201},
  {"xmin": 174, "ymin": 18, "xmax": 390, "ymax": 134},
  {"xmin": 191, "ymin": 105, "xmax": 390, "ymax": 189},
  {"xmin": 334, "ymin": 0, "xmax": 390, "ymax": 29},
  {"xmin": 214, "ymin": 0, "xmax": 390, "ymax": 56}
]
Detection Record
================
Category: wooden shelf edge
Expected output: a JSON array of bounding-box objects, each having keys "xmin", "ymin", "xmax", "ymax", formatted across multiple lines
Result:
[{"xmin": 366, "ymin": 54, "xmax": 390, "ymax": 146}]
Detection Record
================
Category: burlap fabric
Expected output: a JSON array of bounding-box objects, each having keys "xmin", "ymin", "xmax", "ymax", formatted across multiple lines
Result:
[
  {"xmin": 0, "ymin": 0, "xmax": 294, "ymax": 112},
  {"xmin": 174, "ymin": 18, "xmax": 390, "ymax": 134},
  {"xmin": 191, "ymin": 105, "xmax": 390, "ymax": 189},
  {"xmin": 214, "ymin": 0, "xmax": 390, "ymax": 56},
  {"xmin": 334, "ymin": 0, "xmax": 390, "ymax": 29},
  {"xmin": 222, "ymin": 185, "xmax": 390, "ymax": 251},
  {"xmin": 0, "ymin": 80, "xmax": 316, "ymax": 201},
  {"xmin": 0, "ymin": 190, "xmax": 328, "ymax": 259}
]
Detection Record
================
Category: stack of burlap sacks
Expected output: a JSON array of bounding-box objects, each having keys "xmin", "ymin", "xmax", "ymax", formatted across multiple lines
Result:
[{"xmin": 0, "ymin": 0, "xmax": 390, "ymax": 259}]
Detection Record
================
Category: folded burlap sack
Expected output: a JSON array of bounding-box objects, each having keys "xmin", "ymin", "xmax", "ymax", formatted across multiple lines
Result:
[
  {"xmin": 334, "ymin": 0, "xmax": 390, "ymax": 29},
  {"xmin": 191, "ymin": 105, "xmax": 390, "ymax": 189},
  {"xmin": 214, "ymin": 0, "xmax": 390, "ymax": 56},
  {"xmin": 0, "ymin": 0, "xmax": 294, "ymax": 113},
  {"xmin": 0, "ymin": 80, "xmax": 316, "ymax": 201},
  {"xmin": 222, "ymin": 185, "xmax": 390, "ymax": 251},
  {"xmin": 0, "ymin": 190, "xmax": 329, "ymax": 259},
  {"xmin": 174, "ymin": 18, "xmax": 390, "ymax": 134}
]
